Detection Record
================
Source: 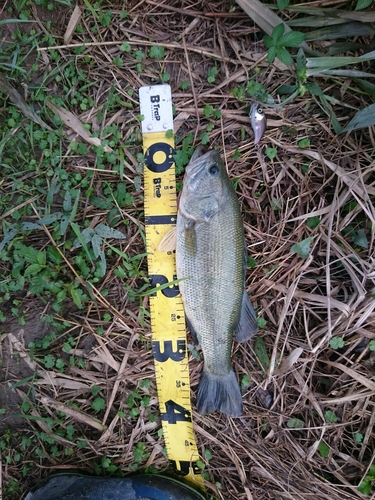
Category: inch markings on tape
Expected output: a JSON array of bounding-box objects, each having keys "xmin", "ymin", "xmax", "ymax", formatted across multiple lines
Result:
[{"xmin": 139, "ymin": 84, "xmax": 203, "ymax": 489}]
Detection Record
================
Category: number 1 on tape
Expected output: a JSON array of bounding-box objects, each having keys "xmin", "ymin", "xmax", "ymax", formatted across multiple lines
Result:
[{"xmin": 139, "ymin": 85, "xmax": 203, "ymax": 488}]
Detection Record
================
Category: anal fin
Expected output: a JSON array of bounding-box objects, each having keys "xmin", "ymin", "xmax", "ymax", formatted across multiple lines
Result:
[{"xmin": 235, "ymin": 290, "xmax": 258, "ymax": 343}]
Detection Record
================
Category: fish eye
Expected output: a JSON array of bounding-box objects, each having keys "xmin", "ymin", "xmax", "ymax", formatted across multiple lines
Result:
[
  {"xmin": 208, "ymin": 164, "xmax": 219, "ymax": 175},
  {"xmin": 257, "ymin": 106, "xmax": 263, "ymax": 114}
]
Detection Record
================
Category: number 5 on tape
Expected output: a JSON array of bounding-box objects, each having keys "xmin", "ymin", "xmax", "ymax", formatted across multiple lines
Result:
[{"xmin": 139, "ymin": 84, "xmax": 204, "ymax": 489}]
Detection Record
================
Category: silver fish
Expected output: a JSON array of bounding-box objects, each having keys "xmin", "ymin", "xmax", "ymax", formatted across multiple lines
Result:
[
  {"xmin": 176, "ymin": 148, "xmax": 258, "ymax": 416},
  {"xmin": 250, "ymin": 103, "xmax": 266, "ymax": 145}
]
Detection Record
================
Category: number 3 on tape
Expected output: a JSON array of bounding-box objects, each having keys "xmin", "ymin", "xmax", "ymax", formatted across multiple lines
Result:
[{"xmin": 139, "ymin": 85, "xmax": 204, "ymax": 489}]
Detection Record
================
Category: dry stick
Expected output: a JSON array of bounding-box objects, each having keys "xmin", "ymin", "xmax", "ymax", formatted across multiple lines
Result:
[
  {"xmin": 145, "ymin": 0, "xmax": 204, "ymax": 16},
  {"xmin": 37, "ymin": 39, "xmax": 238, "ymax": 64},
  {"xmin": 102, "ymin": 333, "xmax": 136, "ymax": 426},
  {"xmin": 267, "ymin": 248, "xmax": 316, "ymax": 382},
  {"xmin": 182, "ymin": 35, "xmax": 200, "ymax": 144},
  {"xmin": 39, "ymin": 396, "xmax": 105, "ymax": 432}
]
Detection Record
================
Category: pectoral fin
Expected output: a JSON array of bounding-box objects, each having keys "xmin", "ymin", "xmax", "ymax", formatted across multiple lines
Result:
[
  {"xmin": 184, "ymin": 220, "xmax": 197, "ymax": 256},
  {"xmin": 158, "ymin": 227, "xmax": 177, "ymax": 252},
  {"xmin": 235, "ymin": 290, "xmax": 258, "ymax": 343}
]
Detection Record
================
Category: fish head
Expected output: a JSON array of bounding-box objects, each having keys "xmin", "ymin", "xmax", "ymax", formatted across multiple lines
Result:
[
  {"xmin": 180, "ymin": 149, "xmax": 229, "ymax": 222},
  {"xmin": 250, "ymin": 102, "xmax": 266, "ymax": 145}
]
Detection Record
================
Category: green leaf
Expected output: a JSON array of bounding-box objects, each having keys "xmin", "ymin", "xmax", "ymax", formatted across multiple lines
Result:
[
  {"xmin": 257, "ymin": 317, "xmax": 267, "ymax": 328},
  {"xmin": 254, "ymin": 337, "xmax": 270, "ymax": 369},
  {"xmin": 352, "ymin": 229, "xmax": 368, "ymax": 249},
  {"xmin": 369, "ymin": 340, "xmax": 375, "ymax": 351},
  {"xmin": 196, "ymin": 460, "xmax": 205, "ymax": 470},
  {"xmin": 306, "ymin": 83, "xmax": 323, "ymax": 96},
  {"xmin": 92, "ymin": 397, "xmax": 106, "ymax": 412},
  {"xmin": 69, "ymin": 189, "xmax": 81, "ymax": 222},
  {"xmin": 200, "ymin": 132, "xmax": 210, "ymax": 145},
  {"xmin": 354, "ymin": 432, "xmax": 363, "ymax": 443},
  {"xmin": 291, "ymin": 237, "xmax": 312, "ymax": 260},
  {"xmin": 70, "ymin": 287, "xmax": 83, "ymax": 309},
  {"xmin": 241, "ymin": 373, "xmax": 250, "ymax": 390},
  {"xmin": 207, "ymin": 66, "xmax": 218, "ymax": 83},
  {"xmin": 358, "ymin": 480, "xmax": 371, "ymax": 495},
  {"xmin": 342, "ymin": 103, "xmax": 375, "ymax": 133},
  {"xmin": 63, "ymin": 191, "xmax": 72, "ymax": 212},
  {"xmin": 203, "ymin": 104, "xmax": 214, "ymax": 117},
  {"xmin": 247, "ymin": 256, "xmax": 257, "ymax": 268},
  {"xmin": 277, "ymin": 0, "xmax": 289, "ymax": 9},
  {"xmin": 329, "ymin": 337, "xmax": 345, "ymax": 349},
  {"xmin": 277, "ymin": 84, "xmax": 297, "ymax": 95},
  {"xmin": 0, "ymin": 228, "xmax": 18, "ymax": 252},
  {"xmin": 287, "ymin": 418, "xmax": 305, "ymax": 429},
  {"xmin": 267, "ymin": 45, "xmax": 277, "ymax": 64},
  {"xmin": 307, "ymin": 216, "xmax": 320, "ymax": 229},
  {"xmin": 298, "ymin": 137, "xmax": 310, "ymax": 148},
  {"xmin": 38, "ymin": 213, "xmax": 63, "ymax": 225},
  {"xmin": 149, "ymin": 45, "xmax": 165, "ymax": 59},
  {"xmin": 71, "ymin": 224, "xmax": 94, "ymax": 262},
  {"xmin": 265, "ymin": 147, "xmax": 277, "ymax": 159},
  {"xmin": 317, "ymin": 442, "xmax": 329, "ymax": 457},
  {"xmin": 161, "ymin": 72, "xmax": 170, "ymax": 83},
  {"xmin": 263, "ymin": 34, "xmax": 273, "ymax": 49},
  {"xmin": 276, "ymin": 47, "xmax": 293, "ymax": 66},
  {"xmin": 120, "ymin": 42, "xmax": 131, "ymax": 52},
  {"xmin": 44, "ymin": 354, "xmax": 55, "ymax": 369},
  {"xmin": 272, "ymin": 23, "xmax": 285, "ymax": 42},
  {"xmin": 95, "ymin": 223, "xmax": 126, "ymax": 240},
  {"xmin": 19, "ymin": 245, "xmax": 41, "ymax": 264},
  {"xmin": 92, "ymin": 385, "xmax": 100, "ymax": 396},
  {"xmin": 134, "ymin": 50, "xmax": 145, "ymax": 60},
  {"xmin": 55, "ymin": 358, "xmax": 65, "ymax": 370},
  {"xmin": 91, "ymin": 234, "xmax": 102, "ymax": 259},
  {"xmin": 37, "ymin": 251, "xmax": 46, "ymax": 266},
  {"xmin": 355, "ymin": 0, "xmax": 373, "ymax": 10},
  {"xmin": 24, "ymin": 263, "xmax": 43, "ymax": 276},
  {"xmin": 324, "ymin": 410, "xmax": 337, "ymax": 423},
  {"xmin": 279, "ymin": 30, "xmax": 305, "ymax": 48},
  {"xmin": 204, "ymin": 449, "xmax": 213, "ymax": 460},
  {"xmin": 89, "ymin": 196, "xmax": 113, "ymax": 210}
]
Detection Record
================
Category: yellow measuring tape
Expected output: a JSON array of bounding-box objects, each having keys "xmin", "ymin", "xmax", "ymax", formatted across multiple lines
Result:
[{"xmin": 139, "ymin": 85, "xmax": 204, "ymax": 490}]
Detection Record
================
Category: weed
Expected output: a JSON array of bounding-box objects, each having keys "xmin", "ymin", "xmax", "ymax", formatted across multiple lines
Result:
[
  {"xmin": 207, "ymin": 66, "xmax": 218, "ymax": 84},
  {"xmin": 263, "ymin": 24, "xmax": 305, "ymax": 67},
  {"xmin": 287, "ymin": 418, "xmax": 305, "ymax": 429},
  {"xmin": 318, "ymin": 442, "xmax": 330, "ymax": 457},
  {"xmin": 130, "ymin": 442, "xmax": 150, "ymax": 471},
  {"xmin": 291, "ymin": 237, "xmax": 312, "ymax": 260},
  {"xmin": 358, "ymin": 465, "xmax": 375, "ymax": 494},
  {"xmin": 329, "ymin": 337, "xmax": 345, "ymax": 349},
  {"xmin": 265, "ymin": 147, "xmax": 277, "ymax": 160}
]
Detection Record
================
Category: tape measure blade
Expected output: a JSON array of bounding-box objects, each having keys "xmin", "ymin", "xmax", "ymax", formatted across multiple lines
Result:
[{"xmin": 140, "ymin": 84, "xmax": 204, "ymax": 490}]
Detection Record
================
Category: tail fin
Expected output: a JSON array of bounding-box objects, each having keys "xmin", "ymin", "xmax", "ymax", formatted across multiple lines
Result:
[{"xmin": 196, "ymin": 369, "xmax": 243, "ymax": 417}]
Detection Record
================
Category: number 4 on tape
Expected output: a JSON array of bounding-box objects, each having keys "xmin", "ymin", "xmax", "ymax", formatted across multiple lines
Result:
[{"xmin": 139, "ymin": 84, "xmax": 204, "ymax": 489}]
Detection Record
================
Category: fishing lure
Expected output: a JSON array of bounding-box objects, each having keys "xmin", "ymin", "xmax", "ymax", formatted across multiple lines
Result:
[{"xmin": 250, "ymin": 102, "xmax": 267, "ymax": 145}]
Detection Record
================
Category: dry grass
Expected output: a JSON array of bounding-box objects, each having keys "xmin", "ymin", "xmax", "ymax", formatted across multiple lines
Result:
[{"xmin": 1, "ymin": 0, "xmax": 375, "ymax": 499}]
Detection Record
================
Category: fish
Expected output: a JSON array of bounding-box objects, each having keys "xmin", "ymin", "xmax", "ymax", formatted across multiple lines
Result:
[
  {"xmin": 250, "ymin": 102, "xmax": 266, "ymax": 145},
  {"xmin": 176, "ymin": 148, "xmax": 258, "ymax": 417}
]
